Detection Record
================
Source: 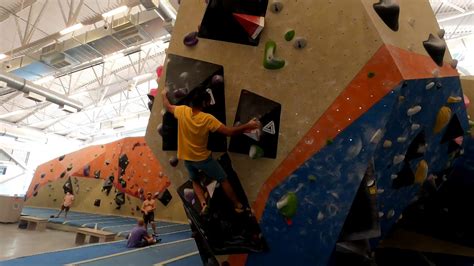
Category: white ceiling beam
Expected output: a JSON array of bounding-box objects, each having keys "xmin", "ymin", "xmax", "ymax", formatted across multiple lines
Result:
[{"xmin": 439, "ymin": 10, "xmax": 474, "ymax": 22}]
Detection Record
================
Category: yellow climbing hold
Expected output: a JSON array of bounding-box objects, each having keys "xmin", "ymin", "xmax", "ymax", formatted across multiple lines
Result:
[
  {"xmin": 447, "ymin": 96, "xmax": 462, "ymax": 103},
  {"xmin": 433, "ymin": 106, "xmax": 452, "ymax": 133},
  {"xmin": 415, "ymin": 160, "xmax": 428, "ymax": 183}
]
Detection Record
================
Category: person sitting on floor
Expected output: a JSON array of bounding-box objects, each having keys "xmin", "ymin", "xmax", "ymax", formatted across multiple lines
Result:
[{"xmin": 127, "ymin": 219, "xmax": 160, "ymax": 248}]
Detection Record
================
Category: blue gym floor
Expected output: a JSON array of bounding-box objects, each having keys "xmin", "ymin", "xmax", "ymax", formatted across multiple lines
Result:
[{"xmin": 0, "ymin": 207, "xmax": 200, "ymax": 266}]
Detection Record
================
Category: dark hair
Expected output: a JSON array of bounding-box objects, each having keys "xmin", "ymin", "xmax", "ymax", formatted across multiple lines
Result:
[{"xmin": 190, "ymin": 87, "xmax": 211, "ymax": 108}]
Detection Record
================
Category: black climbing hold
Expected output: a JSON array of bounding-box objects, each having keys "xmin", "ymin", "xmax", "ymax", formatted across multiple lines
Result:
[
  {"xmin": 423, "ymin": 34, "xmax": 446, "ymax": 67},
  {"xmin": 183, "ymin": 32, "xmax": 199, "ymax": 47},
  {"xmin": 368, "ymin": 72, "xmax": 376, "ymax": 78},
  {"xmin": 60, "ymin": 171, "xmax": 66, "ymax": 178},
  {"xmin": 40, "ymin": 173, "xmax": 46, "ymax": 179},
  {"xmin": 211, "ymin": 74, "xmax": 224, "ymax": 85},
  {"xmin": 169, "ymin": 156, "xmax": 179, "ymax": 167},
  {"xmin": 105, "ymin": 160, "xmax": 110, "ymax": 166},
  {"xmin": 67, "ymin": 164, "xmax": 73, "ymax": 171},
  {"xmin": 132, "ymin": 142, "xmax": 141, "ymax": 150},
  {"xmin": 373, "ymin": 0, "xmax": 400, "ymax": 31},
  {"xmin": 94, "ymin": 199, "xmax": 101, "ymax": 207},
  {"xmin": 293, "ymin": 37, "xmax": 307, "ymax": 49},
  {"xmin": 441, "ymin": 114, "xmax": 464, "ymax": 143},
  {"xmin": 83, "ymin": 165, "xmax": 90, "ymax": 176},
  {"xmin": 33, "ymin": 191, "xmax": 38, "ymax": 197},
  {"xmin": 33, "ymin": 183, "xmax": 39, "ymax": 191},
  {"xmin": 58, "ymin": 155, "xmax": 65, "ymax": 161}
]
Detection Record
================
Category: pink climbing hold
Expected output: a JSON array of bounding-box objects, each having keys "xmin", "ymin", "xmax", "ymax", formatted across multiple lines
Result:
[
  {"xmin": 156, "ymin": 65, "xmax": 163, "ymax": 79},
  {"xmin": 464, "ymin": 94, "xmax": 471, "ymax": 109},
  {"xmin": 455, "ymin": 136, "xmax": 464, "ymax": 146}
]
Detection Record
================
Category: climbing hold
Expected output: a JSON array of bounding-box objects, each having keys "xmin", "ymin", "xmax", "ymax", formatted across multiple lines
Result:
[
  {"xmin": 378, "ymin": 211, "xmax": 384, "ymax": 218},
  {"xmin": 105, "ymin": 160, "xmax": 110, "ymax": 166},
  {"xmin": 426, "ymin": 81, "xmax": 435, "ymax": 90},
  {"xmin": 399, "ymin": 96, "xmax": 405, "ymax": 102},
  {"xmin": 293, "ymin": 37, "xmax": 307, "ymax": 49},
  {"xmin": 60, "ymin": 171, "xmax": 66, "ymax": 178},
  {"xmin": 366, "ymin": 179, "xmax": 375, "ymax": 187},
  {"xmin": 423, "ymin": 34, "xmax": 446, "ymax": 66},
  {"xmin": 67, "ymin": 163, "xmax": 73, "ymax": 171},
  {"xmin": 249, "ymin": 145, "xmax": 264, "ymax": 159},
  {"xmin": 373, "ymin": 0, "xmax": 400, "ymax": 31},
  {"xmin": 414, "ymin": 160, "xmax": 428, "ymax": 183},
  {"xmin": 183, "ymin": 32, "xmax": 199, "ymax": 47},
  {"xmin": 391, "ymin": 174, "xmax": 398, "ymax": 180},
  {"xmin": 447, "ymin": 96, "xmax": 462, "ymax": 103},
  {"xmin": 437, "ymin": 29, "xmax": 445, "ymax": 39},
  {"xmin": 407, "ymin": 106, "xmax": 422, "ymax": 116},
  {"xmin": 83, "ymin": 165, "xmax": 90, "ymax": 176},
  {"xmin": 393, "ymin": 155, "xmax": 405, "ymax": 165},
  {"xmin": 411, "ymin": 124, "xmax": 421, "ymax": 131},
  {"xmin": 408, "ymin": 18, "xmax": 415, "ymax": 27},
  {"xmin": 173, "ymin": 88, "xmax": 189, "ymax": 98},
  {"xmin": 94, "ymin": 199, "xmax": 101, "ymax": 207},
  {"xmin": 169, "ymin": 156, "xmax": 179, "ymax": 167},
  {"xmin": 370, "ymin": 129, "xmax": 383, "ymax": 144},
  {"xmin": 40, "ymin": 173, "xmax": 46, "ymax": 179},
  {"xmin": 450, "ymin": 59, "xmax": 458, "ymax": 69},
  {"xmin": 383, "ymin": 140, "xmax": 392, "ymax": 148},
  {"xmin": 179, "ymin": 72, "xmax": 189, "ymax": 80},
  {"xmin": 183, "ymin": 188, "xmax": 195, "ymax": 203},
  {"xmin": 432, "ymin": 68, "xmax": 440, "ymax": 77},
  {"xmin": 157, "ymin": 123, "xmax": 163, "ymax": 136},
  {"xmin": 397, "ymin": 137, "xmax": 407, "ymax": 143},
  {"xmin": 33, "ymin": 191, "xmax": 38, "ymax": 197},
  {"xmin": 317, "ymin": 211, "xmax": 324, "ymax": 221},
  {"xmin": 308, "ymin": 175, "xmax": 317, "ymax": 182},
  {"xmin": 270, "ymin": 0, "xmax": 283, "ymax": 13},
  {"xmin": 387, "ymin": 209, "xmax": 395, "ymax": 219},
  {"xmin": 434, "ymin": 106, "xmax": 452, "ymax": 133},
  {"xmin": 276, "ymin": 192, "xmax": 298, "ymax": 220},
  {"xmin": 263, "ymin": 40, "xmax": 285, "ymax": 70},
  {"xmin": 284, "ymin": 30, "xmax": 295, "ymax": 41},
  {"xmin": 367, "ymin": 72, "xmax": 376, "ymax": 78},
  {"xmin": 58, "ymin": 155, "xmax": 65, "ymax": 161},
  {"xmin": 211, "ymin": 74, "xmax": 224, "ymax": 85},
  {"xmin": 232, "ymin": 13, "xmax": 265, "ymax": 40}
]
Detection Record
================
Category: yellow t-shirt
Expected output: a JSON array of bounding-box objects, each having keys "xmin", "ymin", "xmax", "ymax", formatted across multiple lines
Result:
[{"xmin": 174, "ymin": 105, "xmax": 223, "ymax": 161}]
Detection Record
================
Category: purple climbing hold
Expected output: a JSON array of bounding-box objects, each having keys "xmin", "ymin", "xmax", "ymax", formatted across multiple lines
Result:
[
  {"xmin": 169, "ymin": 157, "xmax": 179, "ymax": 167},
  {"xmin": 173, "ymin": 88, "xmax": 189, "ymax": 98},
  {"xmin": 83, "ymin": 165, "xmax": 90, "ymax": 176},
  {"xmin": 211, "ymin": 74, "xmax": 224, "ymax": 85},
  {"xmin": 183, "ymin": 32, "xmax": 199, "ymax": 47}
]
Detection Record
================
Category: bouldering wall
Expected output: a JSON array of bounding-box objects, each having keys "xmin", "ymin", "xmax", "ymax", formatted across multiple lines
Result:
[
  {"xmin": 145, "ymin": 0, "xmax": 470, "ymax": 265},
  {"xmin": 25, "ymin": 137, "xmax": 187, "ymax": 222},
  {"xmin": 461, "ymin": 76, "xmax": 474, "ymax": 130}
]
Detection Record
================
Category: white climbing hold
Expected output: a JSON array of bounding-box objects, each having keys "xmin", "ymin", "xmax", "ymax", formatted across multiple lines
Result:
[
  {"xmin": 160, "ymin": 108, "xmax": 166, "ymax": 116},
  {"xmin": 383, "ymin": 140, "xmax": 392, "ymax": 148},
  {"xmin": 408, "ymin": 18, "xmax": 415, "ymax": 27},
  {"xmin": 366, "ymin": 179, "xmax": 375, "ymax": 187},
  {"xmin": 411, "ymin": 124, "xmax": 421, "ymax": 131},
  {"xmin": 426, "ymin": 81, "xmax": 435, "ymax": 90},
  {"xmin": 387, "ymin": 209, "xmax": 395, "ymax": 219},
  {"xmin": 370, "ymin": 129, "xmax": 384, "ymax": 144},
  {"xmin": 397, "ymin": 137, "xmax": 407, "ymax": 143},
  {"xmin": 407, "ymin": 106, "xmax": 422, "ymax": 116},
  {"xmin": 393, "ymin": 155, "xmax": 405, "ymax": 164},
  {"xmin": 417, "ymin": 144, "xmax": 427, "ymax": 154},
  {"xmin": 377, "ymin": 188, "xmax": 385, "ymax": 194},
  {"xmin": 432, "ymin": 68, "xmax": 440, "ymax": 77},
  {"xmin": 437, "ymin": 29, "xmax": 445, "ymax": 39},
  {"xmin": 378, "ymin": 212, "xmax": 384, "ymax": 218},
  {"xmin": 391, "ymin": 174, "xmax": 398, "ymax": 180},
  {"xmin": 317, "ymin": 211, "xmax": 324, "ymax": 221}
]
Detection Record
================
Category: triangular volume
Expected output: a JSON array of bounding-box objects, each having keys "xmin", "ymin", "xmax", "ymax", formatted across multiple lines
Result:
[
  {"xmin": 441, "ymin": 114, "xmax": 464, "ymax": 143},
  {"xmin": 405, "ymin": 131, "xmax": 427, "ymax": 161},
  {"xmin": 373, "ymin": 0, "xmax": 400, "ymax": 31},
  {"xmin": 232, "ymin": 13, "xmax": 264, "ymax": 39},
  {"xmin": 263, "ymin": 121, "xmax": 276, "ymax": 135}
]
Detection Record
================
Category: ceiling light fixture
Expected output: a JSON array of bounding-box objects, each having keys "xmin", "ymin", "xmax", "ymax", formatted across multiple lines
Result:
[
  {"xmin": 60, "ymin": 23, "xmax": 83, "ymax": 35},
  {"xmin": 102, "ymin": 6, "xmax": 129, "ymax": 18}
]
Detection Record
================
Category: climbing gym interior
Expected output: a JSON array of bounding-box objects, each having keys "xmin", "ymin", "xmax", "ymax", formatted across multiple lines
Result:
[{"xmin": 1, "ymin": 0, "xmax": 474, "ymax": 265}]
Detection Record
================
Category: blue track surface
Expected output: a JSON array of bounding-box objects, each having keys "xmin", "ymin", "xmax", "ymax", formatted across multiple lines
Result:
[
  {"xmin": 165, "ymin": 254, "xmax": 201, "ymax": 266},
  {"xmin": 76, "ymin": 239, "xmax": 199, "ymax": 266}
]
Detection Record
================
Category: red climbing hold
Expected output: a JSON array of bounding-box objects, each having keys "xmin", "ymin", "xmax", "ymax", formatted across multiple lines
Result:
[
  {"xmin": 285, "ymin": 218, "xmax": 293, "ymax": 226},
  {"xmin": 232, "ymin": 13, "xmax": 264, "ymax": 39}
]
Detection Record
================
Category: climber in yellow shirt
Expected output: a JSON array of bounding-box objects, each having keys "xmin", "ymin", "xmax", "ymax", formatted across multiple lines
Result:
[{"xmin": 162, "ymin": 86, "xmax": 259, "ymax": 214}]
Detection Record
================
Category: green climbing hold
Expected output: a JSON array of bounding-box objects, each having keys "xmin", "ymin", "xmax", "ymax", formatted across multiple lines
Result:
[
  {"xmin": 263, "ymin": 40, "xmax": 285, "ymax": 70},
  {"xmin": 326, "ymin": 139, "xmax": 333, "ymax": 145},
  {"xmin": 368, "ymin": 71, "xmax": 375, "ymax": 78},
  {"xmin": 277, "ymin": 192, "xmax": 298, "ymax": 219},
  {"xmin": 249, "ymin": 145, "xmax": 264, "ymax": 159},
  {"xmin": 284, "ymin": 30, "xmax": 295, "ymax": 41},
  {"xmin": 308, "ymin": 175, "xmax": 317, "ymax": 182}
]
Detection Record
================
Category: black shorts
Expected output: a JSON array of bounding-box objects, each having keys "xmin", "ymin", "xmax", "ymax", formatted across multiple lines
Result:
[
  {"xmin": 143, "ymin": 212, "xmax": 154, "ymax": 224},
  {"xmin": 61, "ymin": 205, "xmax": 70, "ymax": 211}
]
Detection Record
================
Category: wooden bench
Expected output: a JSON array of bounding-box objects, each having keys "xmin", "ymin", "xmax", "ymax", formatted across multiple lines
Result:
[
  {"xmin": 19, "ymin": 216, "xmax": 48, "ymax": 231},
  {"xmin": 75, "ymin": 227, "xmax": 115, "ymax": 245}
]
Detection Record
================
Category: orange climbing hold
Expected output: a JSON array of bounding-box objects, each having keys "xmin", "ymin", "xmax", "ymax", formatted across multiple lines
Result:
[
  {"xmin": 434, "ymin": 106, "xmax": 452, "ymax": 133},
  {"xmin": 414, "ymin": 160, "xmax": 428, "ymax": 183}
]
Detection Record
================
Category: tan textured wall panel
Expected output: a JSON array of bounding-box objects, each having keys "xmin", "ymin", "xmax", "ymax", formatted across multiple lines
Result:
[
  {"xmin": 361, "ymin": 0, "xmax": 452, "ymax": 63},
  {"xmin": 146, "ymin": 0, "xmax": 385, "ymax": 203},
  {"xmin": 461, "ymin": 76, "xmax": 474, "ymax": 120},
  {"xmin": 25, "ymin": 176, "xmax": 186, "ymax": 222}
]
